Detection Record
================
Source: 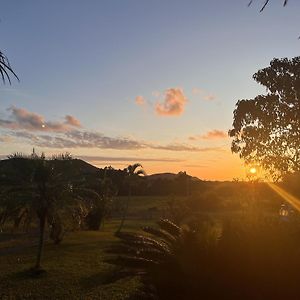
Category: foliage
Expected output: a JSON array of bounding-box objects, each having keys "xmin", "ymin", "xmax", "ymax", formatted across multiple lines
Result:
[
  {"xmin": 108, "ymin": 212, "xmax": 300, "ymax": 299},
  {"xmin": 117, "ymin": 163, "xmax": 146, "ymax": 233},
  {"xmin": 229, "ymin": 56, "xmax": 300, "ymax": 179},
  {"xmin": 109, "ymin": 219, "xmax": 219, "ymax": 299},
  {"xmin": 51, "ymin": 152, "xmax": 73, "ymax": 160},
  {"xmin": 0, "ymin": 152, "xmax": 76, "ymax": 270}
]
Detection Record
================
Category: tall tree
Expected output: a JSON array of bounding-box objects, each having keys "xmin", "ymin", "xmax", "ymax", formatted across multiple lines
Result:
[
  {"xmin": 229, "ymin": 56, "xmax": 300, "ymax": 179},
  {"xmin": 2, "ymin": 152, "xmax": 74, "ymax": 272},
  {"xmin": 116, "ymin": 163, "xmax": 145, "ymax": 233}
]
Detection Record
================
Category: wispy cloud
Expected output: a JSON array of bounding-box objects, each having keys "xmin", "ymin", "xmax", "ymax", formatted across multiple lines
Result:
[
  {"xmin": 152, "ymin": 143, "xmax": 224, "ymax": 152},
  {"xmin": 10, "ymin": 130, "xmax": 144, "ymax": 150},
  {"xmin": 0, "ymin": 106, "xmax": 81, "ymax": 132},
  {"xmin": 65, "ymin": 115, "xmax": 81, "ymax": 127},
  {"xmin": 183, "ymin": 164, "xmax": 207, "ymax": 168},
  {"xmin": 9, "ymin": 129, "xmax": 224, "ymax": 153},
  {"xmin": 203, "ymin": 94, "xmax": 216, "ymax": 101},
  {"xmin": 0, "ymin": 106, "xmax": 225, "ymax": 153},
  {"xmin": 192, "ymin": 88, "xmax": 204, "ymax": 95},
  {"xmin": 135, "ymin": 95, "xmax": 146, "ymax": 106},
  {"xmin": 189, "ymin": 130, "xmax": 228, "ymax": 141},
  {"xmin": 78, "ymin": 155, "xmax": 184, "ymax": 163},
  {"xmin": 192, "ymin": 87, "xmax": 216, "ymax": 101},
  {"xmin": 152, "ymin": 91, "xmax": 160, "ymax": 97},
  {"xmin": 0, "ymin": 135, "xmax": 13, "ymax": 142},
  {"xmin": 155, "ymin": 88, "xmax": 187, "ymax": 116}
]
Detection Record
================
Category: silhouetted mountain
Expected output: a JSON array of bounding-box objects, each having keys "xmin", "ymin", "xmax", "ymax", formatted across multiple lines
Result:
[
  {"xmin": 147, "ymin": 172, "xmax": 202, "ymax": 182},
  {"xmin": 0, "ymin": 157, "xmax": 99, "ymax": 185},
  {"xmin": 0, "ymin": 158, "xmax": 205, "ymax": 196}
]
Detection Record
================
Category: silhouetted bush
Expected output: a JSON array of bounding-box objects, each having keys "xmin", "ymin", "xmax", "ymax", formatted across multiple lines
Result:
[{"xmin": 109, "ymin": 213, "xmax": 300, "ymax": 299}]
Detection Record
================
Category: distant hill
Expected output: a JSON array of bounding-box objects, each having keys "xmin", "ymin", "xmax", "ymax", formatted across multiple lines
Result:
[
  {"xmin": 0, "ymin": 158, "xmax": 211, "ymax": 196},
  {"xmin": 147, "ymin": 172, "xmax": 202, "ymax": 182},
  {"xmin": 0, "ymin": 157, "xmax": 202, "ymax": 179},
  {"xmin": 0, "ymin": 157, "xmax": 98, "ymax": 172},
  {"xmin": 0, "ymin": 158, "xmax": 99, "ymax": 184}
]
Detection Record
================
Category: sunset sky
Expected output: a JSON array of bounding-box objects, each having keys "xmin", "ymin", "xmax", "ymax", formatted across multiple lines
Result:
[{"xmin": 0, "ymin": 0, "xmax": 299, "ymax": 180}]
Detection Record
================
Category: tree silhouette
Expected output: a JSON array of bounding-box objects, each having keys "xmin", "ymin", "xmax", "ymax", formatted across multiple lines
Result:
[
  {"xmin": 229, "ymin": 56, "xmax": 300, "ymax": 179},
  {"xmin": 2, "ymin": 152, "xmax": 74, "ymax": 273},
  {"xmin": 116, "ymin": 163, "xmax": 145, "ymax": 233},
  {"xmin": 0, "ymin": 51, "xmax": 19, "ymax": 84},
  {"xmin": 109, "ymin": 219, "xmax": 219, "ymax": 299}
]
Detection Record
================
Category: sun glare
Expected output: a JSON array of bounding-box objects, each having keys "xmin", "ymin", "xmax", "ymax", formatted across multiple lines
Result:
[
  {"xmin": 249, "ymin": 167, "xmax": 257, "ymax": 174},
  {"xmin": 267, "ymin": 182, "xmax": 300, "ymax": 213}
]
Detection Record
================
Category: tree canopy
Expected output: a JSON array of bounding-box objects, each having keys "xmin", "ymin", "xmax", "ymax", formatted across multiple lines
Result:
[{"xmin": 229, "ymin": 56, "xmax": 300, "ymax": 179}]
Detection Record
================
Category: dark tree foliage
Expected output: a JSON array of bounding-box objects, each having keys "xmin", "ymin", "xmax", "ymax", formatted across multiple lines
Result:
[
  {"xmin": 81, "ymin": 174, "xmax": 116, "ymax": 230},
  {"xmin": 108, "ymin": 219, "xmax": 219, "ymax": 300},
  {"xmin": 116, "ymin": 163, "xmax": 145, "ymax": 233},
  {"xmin": 109, "ymin": 216, "xmax": 300, "ymax": 299},
  {"xmin": 229, "ymin": 57, "xmax": 300, "ymax": 179},
  {"xmin": 0, "ymin": 153, "xmax": 75, "ymax": 272}
]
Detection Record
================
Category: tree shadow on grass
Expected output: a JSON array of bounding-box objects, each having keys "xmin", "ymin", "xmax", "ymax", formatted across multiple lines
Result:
[
  {"xmin": 5, "ymin": 267, "xmax": 48, "ymax": 282},
  {"xmin": 79, "ymin": 266, "xmax": 129, "ymax": 289}
]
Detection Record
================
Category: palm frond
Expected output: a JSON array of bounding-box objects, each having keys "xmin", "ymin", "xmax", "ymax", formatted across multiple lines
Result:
[
  {"xmin": 248, "ymin": 0, "xmax": 288, "ymax": 11},
  {"xmin": 107, "ymin": 255, "xmax": 159, "ymax": 268},
  {"xmin": 116, "ymin": 231, "xmax": 171, "ymax": 253},
  {"xmin": 157, "ymin": 219, "xmax": 181, "ymax": 238},
  {"xmin": 142, "ymin": 226, "xmax": 178, "ymax": 245},
  {"xmin": 0, "ymin": 51, "xmax": 19, "ymax": 84}
]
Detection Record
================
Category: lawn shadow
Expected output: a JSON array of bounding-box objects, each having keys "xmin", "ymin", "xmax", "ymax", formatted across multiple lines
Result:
[
  {"xmin": 6, "ymin": 267, "xmax": 48, "ymax": 282},
  {"xmin": 80, "ymin": 266, "xmax": 129, "ymax": 289}
]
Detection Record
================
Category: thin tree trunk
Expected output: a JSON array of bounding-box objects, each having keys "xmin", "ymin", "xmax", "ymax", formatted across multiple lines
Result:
[
  {"xmin": 116, "ymin": 186, "xmax": 131, "ymax": 233},
  {"xmin": 35, "ymin": 212, "xmax": 46, "ymax": 270}
]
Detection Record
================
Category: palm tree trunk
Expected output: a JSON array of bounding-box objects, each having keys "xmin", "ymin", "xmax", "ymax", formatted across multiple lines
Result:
[
  {"xmin": 116, "ymin": 186, "xmax": 131, "ymax": 233},
  {"xmin": 35, "ymin": 212, "xmax": 46, "ymax": 270}
]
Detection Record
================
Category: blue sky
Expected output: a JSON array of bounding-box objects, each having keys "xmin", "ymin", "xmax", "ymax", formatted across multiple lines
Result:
[{"xmin": 0, "ymin": 0, "xmax": 299, "ymax": 179}]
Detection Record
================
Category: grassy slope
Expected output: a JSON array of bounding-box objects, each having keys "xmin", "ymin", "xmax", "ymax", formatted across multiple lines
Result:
[{"xmin": 0, "ymin": 220, "xmax": 154, "ymax": 300}]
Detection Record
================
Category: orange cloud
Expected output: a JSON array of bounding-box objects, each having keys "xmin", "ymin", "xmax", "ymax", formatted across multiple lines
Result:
[
  {"xmin": 203, "ymin": 94, "xmax": 216, "ymax": 101},
  {"xmin": 189, "ymin": 130, "xmax": 228, "ymax": 141},
  {"xmin": 155, "ymin": 88, "xmax": 187, "ymax": 116},
  {"xmin": 65, "ymin": 115, "xmax": 81, "ymax": 127},
  {"xmin": 135, "ymin": 95, "xmax": 146, "ymax": 106},
  {"xmin": 192, "ymin": 87, "xmax": 216, "ymax": 101},
  {"xmin": 192, "ymin": 88, "xmax": 204, "ymax": 95}
]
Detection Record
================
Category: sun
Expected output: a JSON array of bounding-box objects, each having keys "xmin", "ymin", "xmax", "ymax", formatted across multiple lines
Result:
[{"xmin": 249, "ymin": 167, "xmax": 257, "ymax": 174}]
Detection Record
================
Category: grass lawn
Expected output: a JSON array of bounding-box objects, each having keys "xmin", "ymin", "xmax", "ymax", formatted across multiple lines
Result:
[{"xmin": 0, "ymin": 220, "xmax": 154, "ymax": 300}]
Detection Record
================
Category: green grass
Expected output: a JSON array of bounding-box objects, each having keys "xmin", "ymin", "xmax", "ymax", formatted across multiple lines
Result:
[
  {"xmin": 0, "ymin": 220, "xmax": 152, "ymax": 300},
  {"xmin": 119, "ymin": 195, "xmax": 185, "ymax": 216},
  {"xmin": 0, "ymin": 194, "xmax": 254, "ymax": 299}
]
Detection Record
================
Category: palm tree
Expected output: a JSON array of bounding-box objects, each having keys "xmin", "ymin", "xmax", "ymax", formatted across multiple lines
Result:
[
  {"xmin": 248, "ymin": 0, "xmax": 288, "ymax": 12},
  {"xmin": 109, "ymin": 219, "xmax": 219, "ymax": 299},
  {"xmin": 1, "ymin": 152, "xmax": 74, "ymax": 273},
  {"xmin": 116, "ymin": 163, "xmax": 145, "ymax": 233},
  {"xmin": 0, "ymin": 51, "xmax": 19, "ymax": 84}
]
